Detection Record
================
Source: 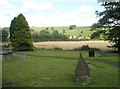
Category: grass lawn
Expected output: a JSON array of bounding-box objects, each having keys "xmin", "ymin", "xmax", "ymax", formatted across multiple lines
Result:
[{"xmin": 2, "ymin": 50, "xmax": 119, "ymax": 87}]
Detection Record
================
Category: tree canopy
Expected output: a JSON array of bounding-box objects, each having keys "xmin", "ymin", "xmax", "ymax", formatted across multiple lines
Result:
[
  {"xmin": 91, "ymin": 1, "xmax": 120, "ymax": 53},
  {"xmin": 0, "ymin": 29, "xmax": 9, "ymax": 47},
  {"xmin": 10, "ymin": 13, "xmax": 33, "ymax": 51},
  {"xmin": 0, "ymin": 30, "xmax": 8, "ymax": 43},
  {"xmin": 69, "ymin": 25, "xmax": 76, "ymax": 30}
]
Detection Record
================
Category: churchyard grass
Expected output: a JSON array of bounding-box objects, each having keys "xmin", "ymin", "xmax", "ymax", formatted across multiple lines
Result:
[{"xmin": 2, "ymin": 50, "xmax": 118, "ymax": 87}]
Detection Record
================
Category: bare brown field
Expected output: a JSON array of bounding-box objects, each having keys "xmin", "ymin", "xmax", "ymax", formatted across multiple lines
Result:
[{"xmin": 33, "ymin": 41, "xmax": 113, "ymax": 51}]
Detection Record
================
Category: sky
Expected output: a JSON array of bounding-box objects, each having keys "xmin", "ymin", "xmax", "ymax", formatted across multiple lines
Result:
[{"xmin": 0, "ymin": 0, "xmax": 105, "ymax": 27}]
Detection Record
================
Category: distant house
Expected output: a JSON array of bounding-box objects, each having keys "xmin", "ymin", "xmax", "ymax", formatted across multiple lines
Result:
[
  {"xmin": 73, "ymin": 36, "xmax": 77, "ymax": 39},
  {"xmin": 69, "ymin": 35, "xmax": 77, "ymax": 39},
  {"xmin": 69, "ymin": 36, "xmax": 73, "ymax": 39},
  {"xmin": 78, "ymin": 37, "xmax": 82, "ymax": 40},
  {"xmin": 85, "ymin": 37, "xmax": 91, "ymax": 40}
]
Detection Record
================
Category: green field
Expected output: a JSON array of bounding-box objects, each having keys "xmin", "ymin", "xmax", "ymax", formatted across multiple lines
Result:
[
  {"xmin": 2, "ymin": 50, "xmax": 119, "ymax": 87},
  {"xmin": 31, "ymin": 26, "xmax": 92, "ymax": 37}
]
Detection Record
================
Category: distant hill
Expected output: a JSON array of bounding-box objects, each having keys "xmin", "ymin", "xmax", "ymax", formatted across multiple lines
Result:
[{"xmin": 31, "ymin": 26, "xmax": 92, "ymax": 37}]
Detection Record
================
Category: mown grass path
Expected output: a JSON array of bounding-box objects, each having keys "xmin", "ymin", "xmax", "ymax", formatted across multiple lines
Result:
[
  {"xmin": 94, "ymin": 59, "xmax": 120, "ymax": 68},
  {"xmin": 15, "ymin": 52, "xmax": 120, "ymax": 68}
]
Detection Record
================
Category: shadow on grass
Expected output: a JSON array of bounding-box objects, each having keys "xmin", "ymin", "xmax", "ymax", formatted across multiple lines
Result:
[{"xmin": 15, "ymin": 53, "xmax": 77, "ymax": 60}]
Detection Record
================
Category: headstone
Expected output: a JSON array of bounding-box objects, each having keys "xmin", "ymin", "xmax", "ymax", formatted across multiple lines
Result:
[
  {"xmin": 75, "ymin": 53, "xmax": 91, "ymax": 85},
  {"xmin": 89, "ymin": 50, "xmax": 95, "ymax": 57},
  {"xmin": 100, "ymin": 50, "xmax": 107, "ymax": 56},
  {"xmin": 0, "ymin": 48, "xmax": 13, "ymax": 61}
]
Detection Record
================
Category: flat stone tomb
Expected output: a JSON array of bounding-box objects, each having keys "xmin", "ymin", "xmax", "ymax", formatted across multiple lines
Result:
[{"xmin": 0, "ymin": 49, "xmax": 13, "ymax": 61}]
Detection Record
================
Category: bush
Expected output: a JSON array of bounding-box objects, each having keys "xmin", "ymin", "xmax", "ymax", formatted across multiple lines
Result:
[
  {"xmin": 54, "ymin": 47, "xmax": 62, "ymax": 50},
  {"xmin": 32, "ymin": 30, "xmax": 69, "ymax": 42},
  {"xmin": 73, "ymin": 45, "xmax": 100, "ymax": 51},
  {"xmin": 69, "ymin": 25, "xmax": 76, "ymax": 30}
]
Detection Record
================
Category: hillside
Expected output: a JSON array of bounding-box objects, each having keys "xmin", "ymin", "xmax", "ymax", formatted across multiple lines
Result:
[{"xmin": 31, "ymin": 26, "xmax": 92, "ymax": 37}]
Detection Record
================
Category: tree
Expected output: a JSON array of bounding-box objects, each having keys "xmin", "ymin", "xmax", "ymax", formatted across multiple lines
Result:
[
  {"xmin": 90, "ymin": 30, "xmax": 104, "ymax": 39},
  {"xmin": 52, "ymin": 30, "xmax": 59, "ymax": 35},
  {"xmin": 81, "ymin": 31, "xmax": 83, "ymax": 34},
  {"xmin": 69, "ymin": 25, "xmax": 76, "ymax": 30},
  {"xmin": 51, "ymin": 27, "xmax": 54, "ymax": 31},
  {"xmin": 10, "ymin": 13, "xmax": 33, "ymax": 51},
  {"xmin": 91, "ymin": 2, "xmax": 120, "ymax": 53},
  {"xmin": 40, "ymin": 29, "xmax": 50, "ymax": 34},
  {"xmin": 51, "ymin": 30, "xmax": 68, "ymax": 41},
  {"xmin": 0, "ymin": 30, "xmax": 8, "ymax": 47},
  {"xmin": 62, "ymin": 29, "xmax": 65, "ymax": 34},
  {"xmin": 46, "ymin": 27, "xmax": 49, "ymax": 30},
  {"xmin": 39, "ymin": 30, "xmax": 52, "ymax": 41},
  {"xmin": 38, "ymin": 30, "xmax": 68, "ymax": 41}
]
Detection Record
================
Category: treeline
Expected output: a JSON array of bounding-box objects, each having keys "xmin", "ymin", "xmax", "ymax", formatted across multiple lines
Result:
[{"xmin": 32, "ymin": 29, "xmax": 68, "ymax": 42}]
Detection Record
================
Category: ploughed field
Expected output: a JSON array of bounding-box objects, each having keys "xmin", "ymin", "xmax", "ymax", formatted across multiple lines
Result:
[{"xmin": 33, "ymin": 41, "xmax": 112, "ymax": 51}]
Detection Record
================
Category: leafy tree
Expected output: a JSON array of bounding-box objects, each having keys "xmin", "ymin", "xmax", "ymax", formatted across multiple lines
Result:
[
  {"xmin": 51, "ymin": 27, "xmax": 54, "ymax": 31},
  {"xmin": 91, "ymin": 2, "xmax": 120, "ymax": 53},
  {"xmin": 46, "ymin": 28, "xmax": 49, "ymax": 30},
  {"xmin": 62, "ymin": 29, "xmax": 65, "ymax": 34},
  {"xmin": 81, "ymin": 31, "xmax": 83, "ymax": 33},
  {"xmin": 10, "ymin": 13, "xmax": 33, "ymax": 51},
  {"xmin": 90, "ymin": 30, "xmax": 104, "ymax": 39},
  {"xmin": 40, "ymin": 29, "xmax": 50, "ymax": 34},
  {"xmin": 38, "ymin": 30, "xmax": 68, "ymax": 41},
  {"xmin": 52, "ymin": 30, "xmax": 59, "ymax": 35},
  {"xmin": 32, "ymin": 33, "xmax": 40, "ymax": 42},
  {"xmin": 51, "ymin": 30, "xmax": 68, "ymax": 41},
  {"xmin": 69, "ymin": 25, "xmax": 76, "ymax": 30},
  {"xmin": 0, "ymin": 30, "xmax": 8, "ymax": 46},
  {"xmin": 39, "ymin": 30, "xmax": 52, "ymax": 41}
]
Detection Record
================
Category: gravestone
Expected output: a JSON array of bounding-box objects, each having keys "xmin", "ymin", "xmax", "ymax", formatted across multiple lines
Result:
[
  {"xmin": 0, "ymin": 48, "xmax": 13, "ymax": 61},
  {"xmin": 89, "ymin": 50, "xmax": 95, "ymax": 57},
  {"xmin": 75, "ymin": 53, "xmax": 91, "ymax": 85},
  {"xmin": 100, "ymin": 50, "xmax": 107, "ymax": 56}
]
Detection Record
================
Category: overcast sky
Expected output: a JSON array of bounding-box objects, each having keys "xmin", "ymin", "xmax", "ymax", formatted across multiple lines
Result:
[{"xmin": 0, "ymin": 0, "xmax": 104, "ymax": 27}]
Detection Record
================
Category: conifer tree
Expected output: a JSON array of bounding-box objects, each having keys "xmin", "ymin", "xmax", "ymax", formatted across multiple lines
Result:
[{"xmin": 10, "ymin": 13, "xmax": 33, "ymax": 51}]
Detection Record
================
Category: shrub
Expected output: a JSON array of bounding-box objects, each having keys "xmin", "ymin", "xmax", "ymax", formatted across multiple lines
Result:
[
  {"xmin": 54, "ymin": 47, "xmax": 62, "ymax": 51},
  {"xmin": 73, "ymin": 45, "xmax": 100, "ymax": 51}
]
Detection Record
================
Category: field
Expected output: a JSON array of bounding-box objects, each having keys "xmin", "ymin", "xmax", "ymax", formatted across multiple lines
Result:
[
  {"xmin": 31, "ymin": 26, "xmax": 92, "ymax": 36},
  {"xmin": 2, "ymin": 27, "xmax": 119, "ymax": 87},
  {"xmin": 33, "ymin": 41, "xmax": 113, "ymax": 51},
  {"xmin": 2, "ymin": 50, "xmax": 119, "ymax": 87}
]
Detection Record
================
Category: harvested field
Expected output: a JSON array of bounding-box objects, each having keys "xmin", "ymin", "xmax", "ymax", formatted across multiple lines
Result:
[{"xmin": 33, "ymin": 41, "xmax": 113, "ymax": 51}]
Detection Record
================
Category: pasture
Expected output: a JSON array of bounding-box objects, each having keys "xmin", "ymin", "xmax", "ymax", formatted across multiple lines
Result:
[
  {"xmin": 2, "ymin": 50, "xmax": 119, "ymax": 87},
  {"xmin": 31, "ymin": 26, "xmax": 92, "ymax": 37}
]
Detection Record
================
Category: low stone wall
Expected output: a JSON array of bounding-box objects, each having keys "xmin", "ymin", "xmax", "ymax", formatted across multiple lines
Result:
[{"xmin": 2, "ymin": 54, "xmax": 13, "ymax": 61}]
